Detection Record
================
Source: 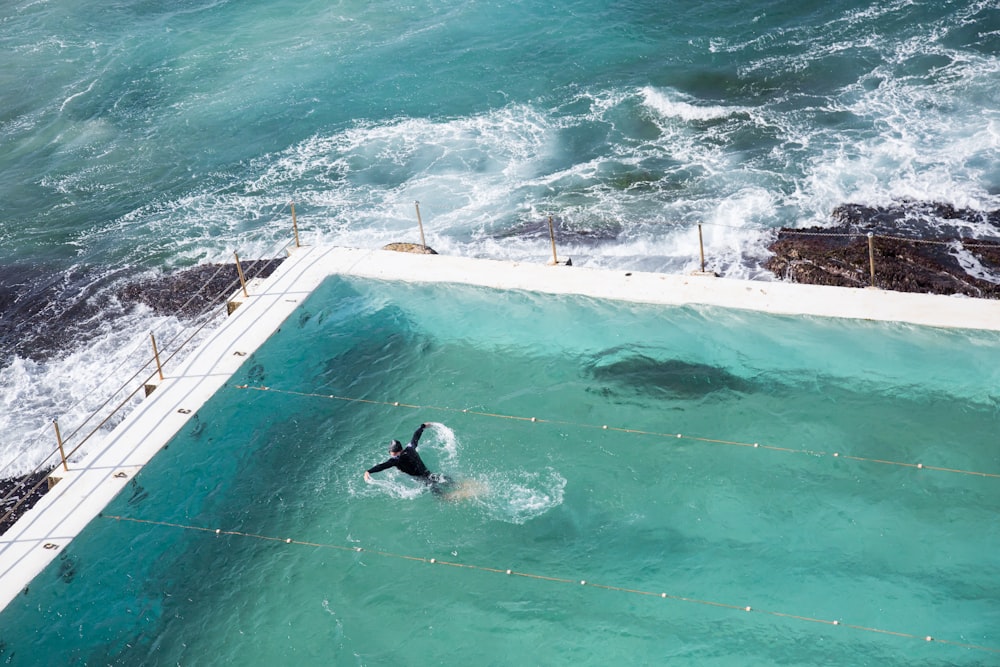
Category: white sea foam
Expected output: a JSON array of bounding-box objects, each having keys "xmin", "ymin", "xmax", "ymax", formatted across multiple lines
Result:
[
  {"xmin": 0, "ymin": 306, "xmax": 225, "ymax": 477},
  {"xmin": 248, "ymin": 86, "xmax": 768, "ymax": 269},
  {"xmin": 950, "ymin": 243, "xmax": 1000, "ymax": 285},
  {"xmin": 254, "ymin": 106, "xmax": 556, "ymax": 237},
  {"xmin": 640, "ymin": 86, "xmax": 749, "ymax": 123},
  {"xmin": 108, "ymin": 49, "xmax": 998, "ymax": 288},
  {"xmin": 59, "ymin": 78, "xmax": 97, "ymax": 112}
]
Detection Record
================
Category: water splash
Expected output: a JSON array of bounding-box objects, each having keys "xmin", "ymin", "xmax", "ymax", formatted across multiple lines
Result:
[
  {"xmin": 477, "ymin": 468, "xmax": 567, "ymax": 525},
  {"xmin": 423, "ymin": 421, "xmax": 459, "ymax": 462}
]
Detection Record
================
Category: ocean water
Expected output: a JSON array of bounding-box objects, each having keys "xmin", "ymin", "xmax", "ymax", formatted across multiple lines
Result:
[
  {"xmin": 1, "ymin": 277, "xmax": 998, "ymax": 665},
  {"xmin": 1, "ymin": 0, "xmax": 999, "ymax": 473}
]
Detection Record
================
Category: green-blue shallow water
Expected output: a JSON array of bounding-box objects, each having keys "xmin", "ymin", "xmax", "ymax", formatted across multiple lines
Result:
[{"xmin": 1, "ymin": 277, "xmax": 998, "ymax": 665}]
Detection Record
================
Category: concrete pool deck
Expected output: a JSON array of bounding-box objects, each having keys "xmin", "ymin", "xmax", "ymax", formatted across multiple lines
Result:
[{"xmin": 2, "ymin": 244, "xmax": 999, "ymax": 614}]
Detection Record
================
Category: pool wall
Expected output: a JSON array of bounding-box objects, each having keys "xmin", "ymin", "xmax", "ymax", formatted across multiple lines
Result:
[{"xmin": 2, "ymin": 244, "xmax": 999, "ymax": 614}]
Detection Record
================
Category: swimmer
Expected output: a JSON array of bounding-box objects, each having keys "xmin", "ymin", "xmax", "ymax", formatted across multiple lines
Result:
[
  {"xmin": 364, "ymin": 422, "xmax": 437, "ymax": 483},
  {"xmin": 364, "ymin": 422, "xmax": 485, "ymax": 500}
]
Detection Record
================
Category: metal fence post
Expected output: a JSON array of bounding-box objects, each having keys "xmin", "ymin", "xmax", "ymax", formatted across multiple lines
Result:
[
  {"xmin": 53, "ymin": 418, "xmax": 68, "ymax": 472},
  {"xmin": 234, "ymin": 251, "xmax": 249, "ymax": 298},
  {"xmin": 548, "ymin": 216, "xmax": 559, "ymax": 265},
  {"xmin": 867, "ymin": 232, "xmax": 876, "ymax": 287},
  {"xmin": 150, "ymin": 332, "xmax": 164, "ymax": 381},
  {"xmin": 698, "ymin": 224, "xmax": 706, "ymax": 273},
  {"xmin": 415, "ymin": 201, "xmax": 427, "ymax": 248}
]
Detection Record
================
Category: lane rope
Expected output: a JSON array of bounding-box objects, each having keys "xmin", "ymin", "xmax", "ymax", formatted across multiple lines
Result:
[
  {"xmin": 102, "ymin": 514, "xmax": 1000, "ymax": 655},
  {"xmin": 233, "ymin": 385, "xmax": 1000, "ymax": 480}
]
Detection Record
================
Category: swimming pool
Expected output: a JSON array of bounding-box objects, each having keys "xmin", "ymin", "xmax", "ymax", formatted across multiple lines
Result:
[{"xmin": 2, "ymin": 275, "xmax": 998, "ymax": 665}]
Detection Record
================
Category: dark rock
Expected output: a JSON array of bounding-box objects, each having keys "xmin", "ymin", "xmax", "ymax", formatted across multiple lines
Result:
[
  {"xmin": 767, "ymin": 201, "xmax": 1000, "ymax": 298},
  {"xmin": 0, "ymin": 468, "xmax": 54, "ymax": 536},
  {"xmin": 832, "ymin": 200, "xmax": 1000, "ymax": 231},
  {"xmin": 117, "ymin": 259, "xmax": 283, "ymax": 316}
]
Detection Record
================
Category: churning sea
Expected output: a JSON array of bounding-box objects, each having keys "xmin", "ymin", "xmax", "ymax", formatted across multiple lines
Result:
[{"xmin": 1, "ymin": 1, "xmax": 999, "ymax": 472}]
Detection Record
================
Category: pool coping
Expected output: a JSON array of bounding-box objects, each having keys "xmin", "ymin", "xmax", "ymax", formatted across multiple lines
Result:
[{"xmin": 2, "ymin": 244, "xmax": 999, "ymax": 614}]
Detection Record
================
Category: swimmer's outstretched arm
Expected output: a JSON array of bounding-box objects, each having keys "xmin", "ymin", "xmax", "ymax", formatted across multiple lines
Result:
[
  {"xmin": 365, "ymin": 456, "xmax": 397, "ymax": 481},
  {"xmin": 409, "ymin": 422, "xmax": 429, "ymax": 448}
]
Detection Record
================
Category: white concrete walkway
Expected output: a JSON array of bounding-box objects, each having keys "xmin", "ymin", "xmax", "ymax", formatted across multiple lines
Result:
[
  {"xmin": 323, "ymin": 247, "xmax": 1000, "ymax": 331},
  {"xmin": 2, "ymin": 245, "xmax": 999, "ymax": 614}
]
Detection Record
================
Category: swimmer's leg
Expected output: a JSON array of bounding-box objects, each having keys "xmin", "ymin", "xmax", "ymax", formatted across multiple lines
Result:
[{"xmin": 427, "ymin": 473, "xmax": 453, "ymax": 498}]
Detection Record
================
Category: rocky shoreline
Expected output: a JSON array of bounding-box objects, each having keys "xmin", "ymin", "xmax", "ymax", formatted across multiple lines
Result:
[
  {"xmin": 765, "ymin": 202, "xmax": 1000, "ymax": 298},
  {"xmin": 117, "ymin": 258, "xmax": 283, "ymax": 315}
]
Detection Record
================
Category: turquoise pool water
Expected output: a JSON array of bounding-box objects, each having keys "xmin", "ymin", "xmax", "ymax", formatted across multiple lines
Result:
[{"xmin": 2, "ymin": 277, "xmax": 999, "ymax": 665}]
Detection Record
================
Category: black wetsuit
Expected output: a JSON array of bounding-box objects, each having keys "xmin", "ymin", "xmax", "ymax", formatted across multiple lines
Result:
[{"xmin": 367, "ymin": 424, "xmax": 431, "ymax": 478}]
